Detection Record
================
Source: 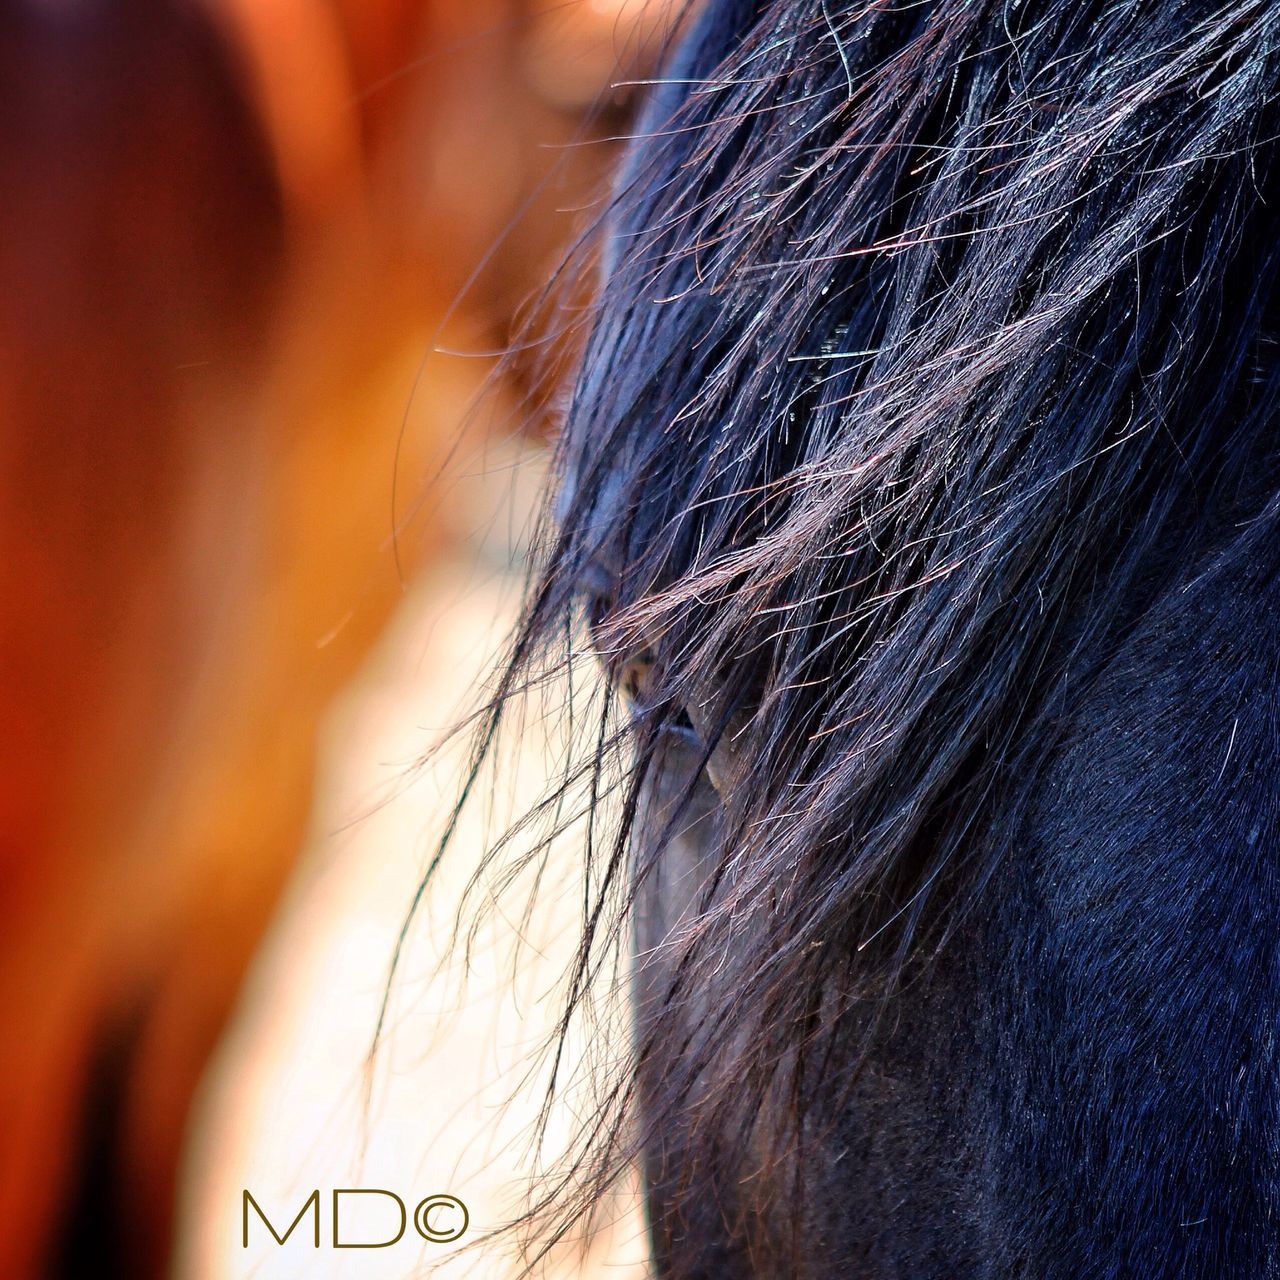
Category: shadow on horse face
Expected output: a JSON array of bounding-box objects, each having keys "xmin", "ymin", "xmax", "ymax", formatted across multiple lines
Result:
[{"xmin": 527, "ymin": 0, "xmax": 1280, "ymax": 1274}]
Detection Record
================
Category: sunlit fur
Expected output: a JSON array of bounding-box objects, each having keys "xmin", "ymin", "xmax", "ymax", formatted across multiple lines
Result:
[{"xmin": 450, "ymin": 1, "xmax": 1280, "ymax": 1274}]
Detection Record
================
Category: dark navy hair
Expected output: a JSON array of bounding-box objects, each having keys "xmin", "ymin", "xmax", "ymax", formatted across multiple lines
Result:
[{"xmin": 414, "ymin": 1, "xmax": 1280, "ymax": 1272}]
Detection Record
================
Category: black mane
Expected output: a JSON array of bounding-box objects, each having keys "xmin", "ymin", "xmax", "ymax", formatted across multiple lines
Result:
[{"xmin": 426, "ymin": 0, "xmax": 1280, "ymax": 1268}]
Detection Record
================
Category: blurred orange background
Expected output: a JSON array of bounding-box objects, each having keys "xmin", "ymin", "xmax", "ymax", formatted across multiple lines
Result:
[{"xmin": 0, "ymin": 2, "xmax": 670, "ymax": 1275}]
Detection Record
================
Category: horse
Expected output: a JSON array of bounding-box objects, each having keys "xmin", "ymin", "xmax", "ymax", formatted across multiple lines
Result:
[
  {"xmin": 475, "ymin": 0, "xmax": 1280, "ymax": 1273},
  {"xmin": 0, "ymin": 2, "xmax": 667, "ymax": 1274}
]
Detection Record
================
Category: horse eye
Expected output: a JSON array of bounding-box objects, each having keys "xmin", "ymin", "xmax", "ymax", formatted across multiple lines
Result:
[
  {"xmin": 578, "ymin": 561, "xmax": 703, "ymax": 752},
  {"xmin": 607, "ymin": 636, "xmax": 702, "ymax": 749}
]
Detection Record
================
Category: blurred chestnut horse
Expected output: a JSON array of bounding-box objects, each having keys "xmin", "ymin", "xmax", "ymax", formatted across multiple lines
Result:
[{"xmin": 0, "ymin": 1, "xmax": 662, "ymax": 1274}]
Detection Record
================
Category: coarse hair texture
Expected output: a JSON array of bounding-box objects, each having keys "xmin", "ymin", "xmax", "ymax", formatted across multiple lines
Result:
[{"xmin": 396, "ymin": 0, "xmax": 1280, "ymax": 1266}]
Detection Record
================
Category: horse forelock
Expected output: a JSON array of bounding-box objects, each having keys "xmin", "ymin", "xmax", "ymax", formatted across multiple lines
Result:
[{"xmin": 457, "ymin": 0, "xmax": 1280, "ymax": 1266}]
